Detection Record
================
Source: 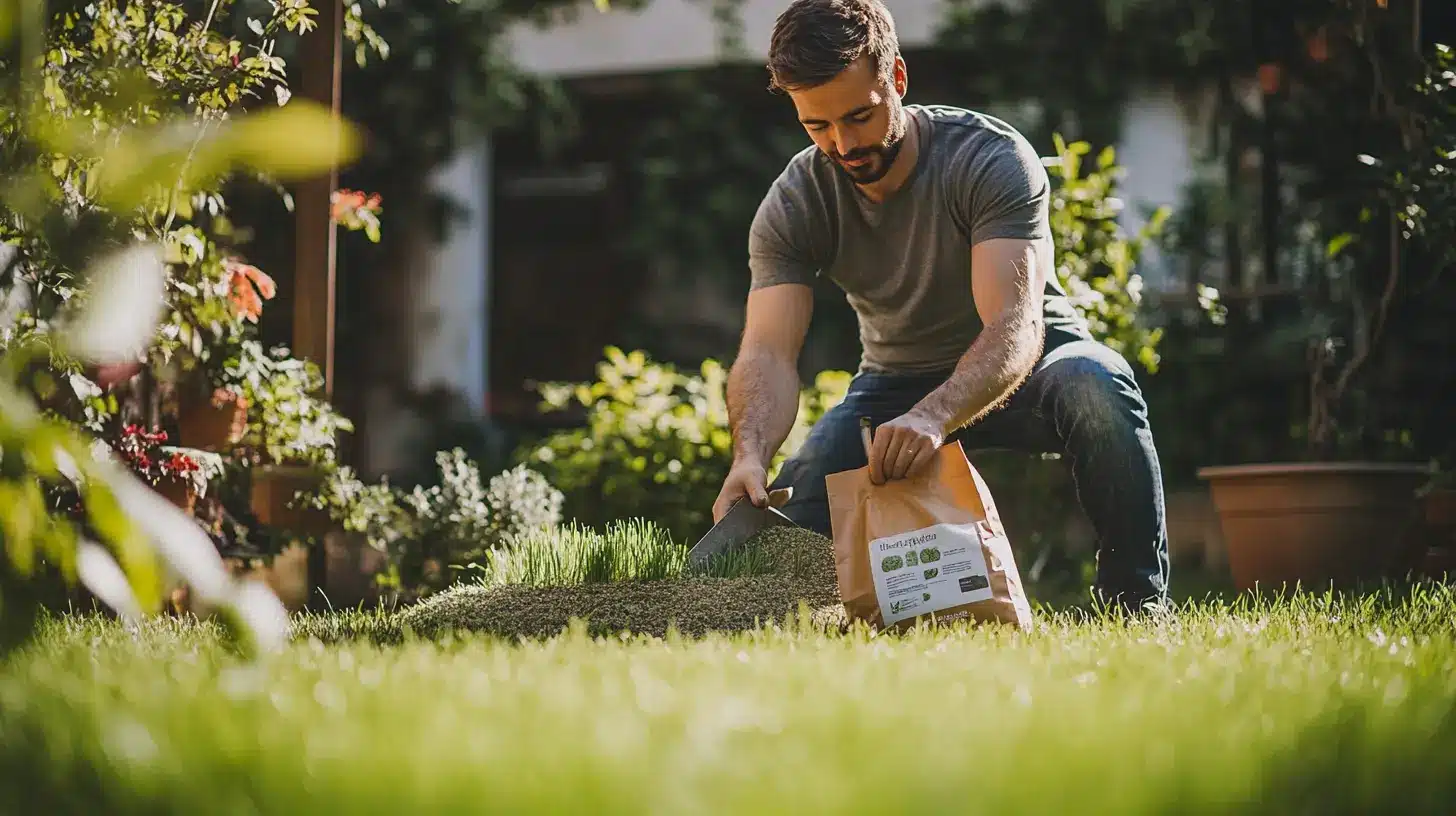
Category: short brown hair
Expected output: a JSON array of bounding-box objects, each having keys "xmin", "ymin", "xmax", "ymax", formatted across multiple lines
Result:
[{"xmin": 766, "ymin": 0, "xmax": 900, "ymax": 92}]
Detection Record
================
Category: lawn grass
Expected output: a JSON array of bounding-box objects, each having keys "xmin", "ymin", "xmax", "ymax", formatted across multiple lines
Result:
[
  {"xmin": 476, "ymin": 518, "xmax": 776, "ymax": 589},
  {"xmin": 3, "ymin": 584, "xmax": 1455, "ymax": 813}
]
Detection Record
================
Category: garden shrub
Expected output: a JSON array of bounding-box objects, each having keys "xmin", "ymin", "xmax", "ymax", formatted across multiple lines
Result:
[
  {"xmin": 522, "ymin": 347, "xmax": 851, "ymax": 545},
  {"xmin": 298, "ymin": 448, "xmax": 564, "ymax": 598},
  {"xmin": 478, "ymin": 461, "xmax": 566, "ymax": 547},
  {"xmin": 401, "ymin": 450, "xmax": 564, "ymax": 555},
  {"xmin": 233, "ymin": 340, "xmax": 355, "ymax": 469}
]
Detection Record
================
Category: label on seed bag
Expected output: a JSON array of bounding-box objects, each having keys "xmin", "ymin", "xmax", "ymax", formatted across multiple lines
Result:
[{"xmin": 867, "ymin": 521, "xmax": 993, "ymax": 627}]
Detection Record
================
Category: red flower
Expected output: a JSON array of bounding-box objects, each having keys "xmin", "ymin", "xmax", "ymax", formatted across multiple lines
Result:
[{"xmin": 164, "ymin": 451, "xmax": 200, "ymax": 476}]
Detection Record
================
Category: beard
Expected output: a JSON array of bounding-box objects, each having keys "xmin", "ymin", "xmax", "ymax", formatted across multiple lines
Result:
[{"xmin": 832, "ymin": 97, "xmax": 910, "ymax": 186}]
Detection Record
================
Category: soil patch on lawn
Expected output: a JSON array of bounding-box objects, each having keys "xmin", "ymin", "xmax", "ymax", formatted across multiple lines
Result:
[{"xmin": 397, "ymin": 527, "xmax": 845, "ymax": 640}]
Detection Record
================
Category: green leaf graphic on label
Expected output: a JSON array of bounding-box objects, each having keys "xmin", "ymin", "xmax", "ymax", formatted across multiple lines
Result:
[
  {"xmin": 923, "ymin": 592, "xmax": 931, "ymax": 601},
  {"xmin": 905, "ymin": 550, "xmax": 919, "ymax": 567},
  {"xmin": 923, "ymin": 568, "xmax": 938, "ymax": 579},
  {"xmin": 881, "ymin": 555, "xmax": 904, "ymax": 572},
  {"xmin": 919, "ymin": 547, "xmax": 941, "ymax": 563}
]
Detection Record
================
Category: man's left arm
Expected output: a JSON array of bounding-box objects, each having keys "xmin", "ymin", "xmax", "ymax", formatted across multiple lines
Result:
[
  {"xmin": 867, "ymin": 133, "xmax": 1052, "ymax": 484},
  {"xmin": 866, "ymin": 237, "xmax": 1048, "ymax": 483}
]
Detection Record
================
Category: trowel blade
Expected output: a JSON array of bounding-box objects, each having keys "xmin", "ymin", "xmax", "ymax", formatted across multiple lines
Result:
[{"xmin": 688, "ymin": 497, "xmax": 797, "ymax": 569}]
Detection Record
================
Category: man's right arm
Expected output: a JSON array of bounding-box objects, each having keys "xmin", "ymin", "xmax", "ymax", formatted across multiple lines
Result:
[
  {"xmin": 715, "ymin": 174, "xmax": 820, "ymax": 519},
  {"xmin": 727, "ymin": 284, "xmax": 813, "ymax": 469}
]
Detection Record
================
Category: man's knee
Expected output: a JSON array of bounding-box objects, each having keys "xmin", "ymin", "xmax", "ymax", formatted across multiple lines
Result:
[{"xmin": 1040, "ymin": 348, "xmax": 1151, "ymax": 439}]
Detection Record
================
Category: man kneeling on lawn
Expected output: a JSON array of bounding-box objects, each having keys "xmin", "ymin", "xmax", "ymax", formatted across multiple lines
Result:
[{"xmin": 711, "ymin": 0, "xmax": 1170, "ymax": 613}]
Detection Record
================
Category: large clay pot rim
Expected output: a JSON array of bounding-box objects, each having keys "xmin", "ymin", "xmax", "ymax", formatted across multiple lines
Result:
[{"xmin": 1198, "ymin": 461, "xmax": 1434, "ymax": 480}]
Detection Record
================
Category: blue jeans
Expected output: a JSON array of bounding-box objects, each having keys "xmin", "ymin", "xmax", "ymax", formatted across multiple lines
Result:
[{"xmin": 769, "ymin": 338, "xmax": 1170, "ymax": 611}]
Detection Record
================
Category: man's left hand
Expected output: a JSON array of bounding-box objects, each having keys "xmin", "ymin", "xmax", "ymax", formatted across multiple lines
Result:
[{"xmin": 868, "ymin": 409, "xmax": 946, "ymax": 485}]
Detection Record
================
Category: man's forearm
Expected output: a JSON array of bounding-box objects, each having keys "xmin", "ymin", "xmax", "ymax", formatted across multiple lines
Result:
[
  {"xmin": 912, "ymin": 314, "xmax": 1044, "ymax": 434},
  {"xmin": 727, "ymin": 349, "xmax": 801, "ymax": 466}
]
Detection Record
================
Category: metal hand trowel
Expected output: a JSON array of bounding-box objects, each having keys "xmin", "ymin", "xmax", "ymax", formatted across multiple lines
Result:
[{"xmin": 687, "ymin": 487, "xmax": 797, "ymax": 569}]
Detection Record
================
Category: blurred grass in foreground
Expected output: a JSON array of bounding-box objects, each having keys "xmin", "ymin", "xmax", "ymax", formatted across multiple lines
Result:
[{"xmin": 2, "ymin": 585, "xmax": 1455, "ymax": 813}]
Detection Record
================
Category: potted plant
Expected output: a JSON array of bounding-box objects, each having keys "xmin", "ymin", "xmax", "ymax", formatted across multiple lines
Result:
[
  {"xmin": 233, "ymin": 340, "xmax": 354, "ymax": 535},
  {"xmin": 1198, "ymin": 10, "xmax": 1452, "ymax": 591},
  {"xmin": 285, "ymin": 464, "xmax": 413, "ymax": 606},
  {"xmin": 111, "ymin": 425, "xmax": 222, "ymax": 515},
  {"xmin": 169, "ymin": 257, "xmax": 278, "ymax": 451},
  {"xmin": 175, "ymin": 379, "xmax": 249, "ymax": 452}
]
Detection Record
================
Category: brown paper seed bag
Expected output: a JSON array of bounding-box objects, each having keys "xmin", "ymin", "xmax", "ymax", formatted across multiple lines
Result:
[{"xmin": 825, "ymin": 438, "xmax": 1034, "ymax": 632}]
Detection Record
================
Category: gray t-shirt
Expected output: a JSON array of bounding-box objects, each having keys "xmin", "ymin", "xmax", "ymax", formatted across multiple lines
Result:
[{"xmin": 748, "ymin": 104, "xmax": 1090, "ymax": 375}]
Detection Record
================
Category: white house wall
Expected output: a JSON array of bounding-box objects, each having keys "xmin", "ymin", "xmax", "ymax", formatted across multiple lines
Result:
[
  {"xmin": 1113, "ymin": 85, "xmax": 1207, "ymax": 293},
  {"xmin": 505, "ymin": 0, "xmax": 963, "ymax": 77},
  {"xmin": 414, "ymin": 141, "xmax": 492, "ymax": 416}
]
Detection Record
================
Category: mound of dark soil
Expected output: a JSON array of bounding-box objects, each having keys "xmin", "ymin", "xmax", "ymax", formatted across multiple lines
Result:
[{"xmin": 397, "ymin": 527, "xmax": 845, "ymax": 640}]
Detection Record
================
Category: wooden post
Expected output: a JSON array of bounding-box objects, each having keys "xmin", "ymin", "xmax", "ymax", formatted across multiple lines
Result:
[
  {"xmin": 293, "ymin": 0, "xmax": 343, "ymax": 610},
  {"xmin": 293, "ymin": 0, "xmax": 343, "ymax": 399}
]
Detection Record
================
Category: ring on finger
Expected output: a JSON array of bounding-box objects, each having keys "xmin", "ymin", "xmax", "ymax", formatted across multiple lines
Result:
[{"xmin": 893, "ymin": 442, "xmax": 919, "ymax": 477}]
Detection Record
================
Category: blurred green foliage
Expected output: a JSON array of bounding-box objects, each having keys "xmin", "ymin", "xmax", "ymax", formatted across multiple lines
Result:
[{"xmin": 1, "ymin": 0, "xmax": 364, "ymax": 653}]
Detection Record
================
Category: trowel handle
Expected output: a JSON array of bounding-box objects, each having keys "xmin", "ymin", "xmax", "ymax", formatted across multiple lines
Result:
[
  {"xmin": 859, "ymin": 416, "xmax": 874, "ymax": 459},
  {"xmin": 768, "ymin": 487, "xmax": 793, "ymax": 508}
]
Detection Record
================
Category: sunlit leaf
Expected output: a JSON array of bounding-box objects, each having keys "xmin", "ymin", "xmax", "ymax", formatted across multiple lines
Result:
[
  {"xmin": 61, "ymin": 243, "xmax": 166, "ymax": 364},
  {"xmin": 219, "ymin": 101, "xmax": 362, "ymax": 179},
  {"xmin": 102, "ymin": 465, "xmax": 231, "ymax": 605},
  {"xmin": 1326, "ymin": 233, "xmax": 1356, "ymax": 258},
  {"xmin": 0, "ymin": 481, "xmax": 39, "ymax": 576},
  {"xmin": 78, "ymin": 471, "xmax": 162, "ymax": 613},
  {"xmin": 76, "ymin": 540, "xmax": 146, "ymax": 622},
  {"xmin": 215, "ymin": 581, "xmax": 290, "ymax": 657}
]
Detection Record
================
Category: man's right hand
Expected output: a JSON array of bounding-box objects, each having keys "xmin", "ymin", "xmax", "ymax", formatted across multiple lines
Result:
[{"xmin": 712, "ymin": 458, "xmax": 769, "ymax": 523}]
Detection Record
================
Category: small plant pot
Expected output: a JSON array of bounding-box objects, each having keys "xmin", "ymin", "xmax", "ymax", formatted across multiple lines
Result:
[
  {"xmin": 177, "ymin": 388, "xmax": 248, "ymax": 451},
  {"xmin": 1417, "ymin": 488, "xmax": 1456, "ymax": 583},
  {"xmin": 153, "ymin": 476, "xmax": 198, "ymax": 516},
  {"xmin": 1198, "ymin": 462, "xmax": 1432, "ymax": 592},
  {"xmin": 1422, "ymin": 487, "xmax": 1456, "ymax": 530},
  {"xmin": 250, "ymin": 463, "xmax": 333, "ymax": 537}
]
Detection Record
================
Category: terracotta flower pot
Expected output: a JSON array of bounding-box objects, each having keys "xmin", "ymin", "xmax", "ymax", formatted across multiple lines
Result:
[
  {"xmin": 1422, "ymin": 487, "xmax": 1456, "ymax": 530},
  {"xmin": 250, "ymin": 463, "xmax": 333, "ymax": 536},
  {"xmin": 177, "ymin": 389, "xmax": 248, "ymax": 451},
  {"xmin": 153, "ymin": 476, "xmax": 197, "ymax": 516},
  {"xmin": 1198, "ymin": 462, "xmax": 1432, "ymax": 592},
  {"xmin": 1417, "ymin": 488, "xmax": 1456, "ymax": 583}
]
